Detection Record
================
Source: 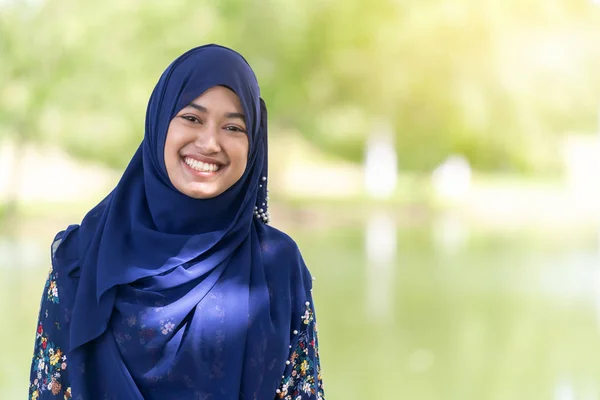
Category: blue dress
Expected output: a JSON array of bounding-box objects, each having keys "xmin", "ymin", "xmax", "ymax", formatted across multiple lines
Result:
[
  {"xmin": 28, "ymin": 230, "xmax": 325, "ymax": 399},
  {"xmin": 29, "ymin": 44, "xmax": 325, "ymax": 400}
]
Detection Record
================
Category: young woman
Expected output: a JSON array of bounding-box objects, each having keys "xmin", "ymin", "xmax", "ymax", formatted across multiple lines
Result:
[{"xmin": 29, "ymin": 44, "xmax": 324, "ymax": 400}]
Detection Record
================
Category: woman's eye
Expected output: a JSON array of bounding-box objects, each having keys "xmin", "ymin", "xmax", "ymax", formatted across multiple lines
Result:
[
  {"xmin": 181, "ymin": 115, "xmax": 200, "ymax": 123},
  {"xmin": 225, "ymin": 126, "xmax": 246, "ymax": 133}
]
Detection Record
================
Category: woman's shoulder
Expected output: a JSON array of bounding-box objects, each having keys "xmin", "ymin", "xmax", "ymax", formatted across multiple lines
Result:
[
  {"xmin": 51, "ymin": 224, "xmax": 80, "ymax": 265},
  {"xmin": 259, "ymin": 224, "xmax": 301, "ymax": 255},
  {"xmin": 259, "ymin": 224, "xmax": 314, "ymax": 283}
]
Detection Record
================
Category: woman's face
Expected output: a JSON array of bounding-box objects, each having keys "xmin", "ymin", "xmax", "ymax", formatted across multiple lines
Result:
[{"xmin": 164, "ymin": 86, "xmax": 249, "ymax": 199}]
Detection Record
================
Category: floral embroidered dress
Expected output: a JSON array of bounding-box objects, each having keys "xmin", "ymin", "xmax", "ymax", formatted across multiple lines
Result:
[
  {"xmin": 30, "ymin": 45, "xmax": 325, "ymax": 400},
  {"xmin": 29, "ymin": 230, "xmax": 325, "ymax": 399},
  {"xmin": 29, "ymin": 231, "xmax": 75, "ymax": 400},
  {"xmin": 276, "ymin": 301, "xmax": 325, "ymax": 400}
]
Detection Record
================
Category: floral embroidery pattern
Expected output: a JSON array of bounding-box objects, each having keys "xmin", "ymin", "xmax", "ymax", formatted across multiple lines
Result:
[
  {"xmin": 301, "ymin": 304, "xmax": 314, "ymax": 327},
  {"xmin": 277, "ymin": 302, "xmax": 324, "ymax": 400},
  {"xmin": 45, "ymin": 270, "xmax": 59, "ymax": 304},
  {"xmin": 160, "ymin": 319, "xmax": 175, "ymax": 335},
  {"xmin": 30, "ymin": 322, "xmax": 71, "ymax": 399}
]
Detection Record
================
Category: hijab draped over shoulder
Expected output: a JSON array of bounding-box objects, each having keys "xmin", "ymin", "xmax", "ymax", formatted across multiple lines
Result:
[{"xmin": 51, "ymin": 44, "xmax": 315, "ymax": 399}]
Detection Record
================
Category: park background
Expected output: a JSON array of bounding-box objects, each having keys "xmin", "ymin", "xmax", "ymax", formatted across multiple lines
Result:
[{"xmin": 2, "ymin": 0, "xmax": 600, "ymax": 398}]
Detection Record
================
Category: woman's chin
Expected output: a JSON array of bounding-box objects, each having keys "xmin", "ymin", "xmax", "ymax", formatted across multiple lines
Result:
[{"xmin": 182, "ymin": 185, "xmax": 220, "ymax": 199}]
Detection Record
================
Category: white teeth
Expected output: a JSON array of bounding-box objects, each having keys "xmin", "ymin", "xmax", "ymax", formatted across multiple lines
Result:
[{"xmin": 184, "ymin": 157, "xmax": 220, "ymax": 173}]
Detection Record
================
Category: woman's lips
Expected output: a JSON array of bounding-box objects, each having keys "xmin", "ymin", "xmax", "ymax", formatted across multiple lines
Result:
[{"xmin": 181, "ymin": 156, "xmax": 226, "ymax": 178}]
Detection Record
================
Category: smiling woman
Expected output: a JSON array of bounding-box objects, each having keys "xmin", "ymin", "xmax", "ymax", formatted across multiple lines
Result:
[
  {"xmin": 28, "ymin": 45, "xmax": 324, "ymax": 400},
  {"xmin": 165, "ymin": 86, "xmax": 250, "ymax": 199}
]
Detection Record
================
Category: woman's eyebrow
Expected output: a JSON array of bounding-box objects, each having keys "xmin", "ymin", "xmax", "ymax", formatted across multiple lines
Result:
[
  {"xmin": 187, "ymin": 102, "xmax": 246, "ymax": 123},
  {"xmin": 188, "ymin": 102, "xmax": 208, "ymax": 113},
  {"xmin": 224, "ymin": 112, "xmax": 246, "ymax": 123}
]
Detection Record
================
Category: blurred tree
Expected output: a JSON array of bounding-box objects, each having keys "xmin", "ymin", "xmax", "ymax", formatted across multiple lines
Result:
[{"xmin": 1, "ymin": 0, "xmax": 600, "ymax": 173}]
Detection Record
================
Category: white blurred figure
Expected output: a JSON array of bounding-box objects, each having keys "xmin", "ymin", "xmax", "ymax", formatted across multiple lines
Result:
[
  {"xmin": 562, "ymin": 135, "xmax": 600, "ymax": 217},
  {"xmin": 364, "ymin": 119, "xmax": 397, "ymax": 199},
  {"xmin": 431, "ymin": 155, "xmax": 471, "ymax": 254},
  {"xmin": 364, "ymin": 118, "xmax": 397, "ymax": 321},
  {"xmin": 0, "ymin": 0, "xmax": 44, "ymax": 9},
  {"xmin": 431, "ymin": 155, "xmax": 472, "ymax": 204},
  {"xmin": 554, "ymin": 379, "xmax": 575, "ymax": 400}
]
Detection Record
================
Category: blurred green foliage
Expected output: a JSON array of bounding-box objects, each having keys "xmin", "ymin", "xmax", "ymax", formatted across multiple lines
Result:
[{"xmin": 1, "ymin": 0, "xmax": 600, "ymax": 173}]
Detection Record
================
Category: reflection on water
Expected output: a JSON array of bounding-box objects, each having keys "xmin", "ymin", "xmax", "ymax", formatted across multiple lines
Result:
[
  {"xmin": 597, "ymin": 224, "xmax": 600, "ymax": 258},
  {"xmin": 0, "ymin": 235, "xmax": 46, "ymax": 270},
  {"xmin": 408, "ymin": 348, "xmax": 435, "ymax": 373},
  {"xmin": 597, "ymin": 224, "xmax": 600, "ymax": 331},
  {"xmin": 2, "ymin": 217, "xmax": 600, "ymax": 399},
  {"xmin": 365, "ymin": 211, "xmax": 396, "ymax": 322},
  {"xmin": 432, "ymin": 211, "xmax": 469, "ymax": 255}
]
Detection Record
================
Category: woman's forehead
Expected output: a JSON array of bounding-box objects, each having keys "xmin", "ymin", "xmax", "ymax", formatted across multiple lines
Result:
[
  {"xmin": 188, "ymin": 85, "xmax": 242, "ymax": 104},
  {"xmin": 175, "ymin": 84, "xmax": 250, "ymax": 121},
  {"xmin": 184, "ymin": 87, "xmax": 246, "ymax": 121}
]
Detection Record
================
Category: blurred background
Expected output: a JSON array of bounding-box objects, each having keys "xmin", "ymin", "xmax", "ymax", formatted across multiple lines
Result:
[{"xmin": 2, "ymin": 0, "xmax": 600, "ymax": 398}]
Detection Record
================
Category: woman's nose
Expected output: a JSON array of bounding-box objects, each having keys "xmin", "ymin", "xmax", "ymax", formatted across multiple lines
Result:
[{"xmin": 194, "ymin": 125, "xmax": 221, "ymax": 153}]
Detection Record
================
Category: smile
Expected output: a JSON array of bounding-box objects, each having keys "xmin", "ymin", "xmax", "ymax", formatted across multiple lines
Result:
[{"xmin": 183, "ymin": 157, "xmax": 222, "ymax": 173}]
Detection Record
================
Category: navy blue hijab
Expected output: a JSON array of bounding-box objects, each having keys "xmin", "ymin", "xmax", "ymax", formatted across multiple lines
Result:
[{"xmin": 60, "ymin": 44, "xmax": 308, "ymax": 399}]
